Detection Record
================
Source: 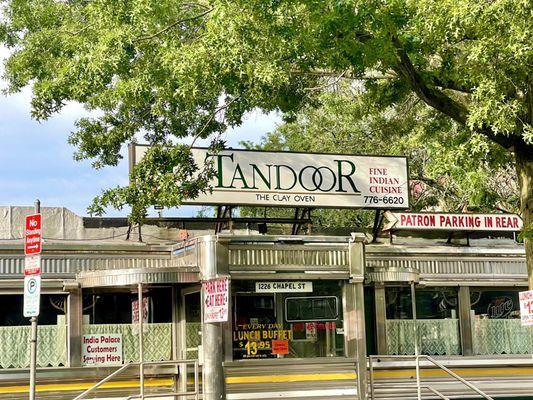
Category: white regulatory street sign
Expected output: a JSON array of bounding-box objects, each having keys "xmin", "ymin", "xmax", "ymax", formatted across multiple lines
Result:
[
  {"xmin": 23, "ymin": 275, "xmax": 41, "ymax": 317},
  {"xmin": 24, "ymin": 255, "xmax": 41, "ymax": 276}
]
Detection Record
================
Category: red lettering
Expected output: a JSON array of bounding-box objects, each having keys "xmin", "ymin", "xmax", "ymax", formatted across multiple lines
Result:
[{"xmin": 503, "ymin": 217, "xmax": 512, "ymax": 228}]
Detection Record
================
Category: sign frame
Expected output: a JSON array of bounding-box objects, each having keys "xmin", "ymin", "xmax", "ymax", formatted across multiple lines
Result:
[
  {"xmin": 255, "ymin": 281, "xmax": 313, "ymax": 293},
  {"xmin": 25, "ymin": 214, "xmax": 42, "ymax": 255},
  {"xmin": 130, "ymin": 145, "xmax": 411, "ymax": 210},
  {"xmin": 23, "ymin": 275, "xmax": 41, "ymax": 317},
  {"xmin": 203, "ymin": 276, "xmax": 230, "ymax": 323},
  {"xmin": 24, "ymin": 255, "xmax": 41, "ymax": 276},
  {"xmin": 519, "ymin": 290, "xmax": 533, "ymax": 326},
  {"xmin": 384, "ymin": 211, "xmax": 523, "ymax": 232},
  {"xmin": 81, "ymin": 333, "xmax": 123, "ymax": 366}
]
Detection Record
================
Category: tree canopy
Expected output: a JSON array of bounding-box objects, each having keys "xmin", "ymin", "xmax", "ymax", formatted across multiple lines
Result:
[
  {"xmin": 240, "ymin": 86, "xmax": 518, "ymax": 229},
  {"xmin": 1, "ymin": 0, "xmax": 532, "ymax": 280}
]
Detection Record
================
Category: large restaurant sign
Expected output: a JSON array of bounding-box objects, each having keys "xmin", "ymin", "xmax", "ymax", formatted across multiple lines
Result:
[{"xmin": 130, "ymin": 145, "xmax": 409, "ymax": 209}]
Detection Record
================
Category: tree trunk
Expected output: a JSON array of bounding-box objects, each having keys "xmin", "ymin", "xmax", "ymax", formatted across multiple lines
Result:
[{"xmin": 515, "ymin": 146, "xmax": 533, "ymax": 289}]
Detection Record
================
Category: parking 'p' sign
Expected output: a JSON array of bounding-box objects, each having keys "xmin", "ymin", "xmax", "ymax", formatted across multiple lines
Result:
[
  {"xmin": 23, "ymin": 275, "xmax": 41, "ymax": 317},
  {"xmin": 25, "ymin": 214, "xmax": 42, "ymax": 255}
]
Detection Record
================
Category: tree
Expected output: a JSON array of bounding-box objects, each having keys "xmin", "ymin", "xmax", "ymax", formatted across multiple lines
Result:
[
  {"xmin": 239, "ymin": 86, "xmax": 519, "ymax": 229},
  {"xmin": 1, "ymin": 1, "xmax": 532, "ymax": 283}
]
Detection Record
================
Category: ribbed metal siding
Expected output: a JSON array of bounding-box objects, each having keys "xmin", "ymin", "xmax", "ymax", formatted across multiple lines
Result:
[
  {"xmin": 0, "ymin": 256, "xmax": 22, "ymax": 275},
  {"xmin": 0, "ymin": 254, "xmax": 171, "ymax": 277},
  {"xmin": 228, "ymin": 246, "xmax": 349, "ymax": 272},
  {"xmin": 78, "ymin": 269, "xmax": 199, "ymax": 287},
  {"xmin": 366, "ymin": 255, "xmax": 526, "ymax": 280}
]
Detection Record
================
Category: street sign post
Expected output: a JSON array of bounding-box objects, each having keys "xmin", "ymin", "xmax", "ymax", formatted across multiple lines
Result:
[{"xmin": 24, "ymin": 201, "xmax": 41, "ymax": 400}]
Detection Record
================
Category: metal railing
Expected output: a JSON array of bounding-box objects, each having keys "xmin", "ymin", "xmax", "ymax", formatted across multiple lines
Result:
[
  {"xmin": 368, "ymin": 354, "xmax": 494, "ymax": 400},
  {"xmin": 73, "ymin": 359, "xmax": 199, "ymax": 400}
]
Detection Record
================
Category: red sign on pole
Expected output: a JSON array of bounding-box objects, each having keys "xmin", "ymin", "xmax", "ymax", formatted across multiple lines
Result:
[{"xmin": 25, "ymin": 214, "xmax": 42, "ymax": 255}]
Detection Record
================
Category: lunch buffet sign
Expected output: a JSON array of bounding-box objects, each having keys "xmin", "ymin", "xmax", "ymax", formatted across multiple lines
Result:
[{"xmin": 130, "ymin": 145, "xmax": 409, "ymax": 209}]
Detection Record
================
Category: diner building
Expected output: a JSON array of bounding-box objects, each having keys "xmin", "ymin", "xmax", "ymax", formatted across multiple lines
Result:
[{"xmin": 0, "ymin": 205, "xmax": 530, "ymax": 399}]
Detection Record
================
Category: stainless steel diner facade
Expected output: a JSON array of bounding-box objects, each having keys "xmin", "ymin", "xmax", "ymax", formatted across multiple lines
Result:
[{"xmin": 0, "ymin": 206, "xmax": 531, "ymax": 399}]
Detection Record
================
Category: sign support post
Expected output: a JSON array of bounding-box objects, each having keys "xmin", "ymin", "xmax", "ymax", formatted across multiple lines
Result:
[
  {"xmin": 137, "ymin": 282, "xmax": 144, "ymax": 398},
  {"xmin": 28, "ymin": 199, "xmax": 40, "ymax": 400}
]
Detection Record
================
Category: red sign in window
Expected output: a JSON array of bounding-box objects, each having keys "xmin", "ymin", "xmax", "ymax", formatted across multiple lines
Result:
[
  {"xmin": 25, "ymin": 214, "xmax": 42, "ymax": 255},
  {"xmin": 271, "ymin": 339, "xmax": 289, "ymax": 355}
]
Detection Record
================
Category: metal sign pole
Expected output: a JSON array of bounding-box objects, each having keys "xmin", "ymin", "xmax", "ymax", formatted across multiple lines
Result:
[
  {"xmin": 138, "ymin": 283, "xmax": 145, "ymax": 399},
  {"xmin": 29, "ymin": 199, "xmax": 40, "ymax": 400},
  {"xmin": 411, "ymin": 281, "xmax": 421, "ymax": 400}
]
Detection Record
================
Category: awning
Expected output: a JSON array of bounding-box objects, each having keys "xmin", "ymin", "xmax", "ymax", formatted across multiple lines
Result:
[{"xmin": 77, "ymin": 267, "xmax": 199, "ymax": 288}]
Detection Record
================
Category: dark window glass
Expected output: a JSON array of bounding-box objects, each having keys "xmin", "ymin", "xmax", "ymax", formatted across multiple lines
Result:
[
  {"xmin": 232, "ymin": 280, "xmax": 344, "ymax": 359},
  {"xmin": 285, "ymin": 297, "xmax": 338, "ymax": 322},
  {"xmin": 471, "ymin": 288, "xmax": 522, "ymax": 319},
  {"xmin": 83, "ymin": 287, "xmax": 172, "ymax": 324},
  {"xmin": 0, "ymin": 294, "xmax": 66, "ymax": 326}
]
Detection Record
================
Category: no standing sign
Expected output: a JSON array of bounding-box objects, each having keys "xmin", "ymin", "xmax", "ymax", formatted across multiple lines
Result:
[
  {"xmin": 23, "ymin": 213, "xmax": 42, "ymax": 317},
  {"xmin": 25, "ymin": 214, "xmax": 42, "ymax": 255}
]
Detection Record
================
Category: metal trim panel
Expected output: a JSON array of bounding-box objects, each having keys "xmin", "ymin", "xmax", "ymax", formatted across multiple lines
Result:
[
  {"xmin": 366, "ymin": 252, "xmax": 526, "ymax": 283},
  {"xmin": 229, "ymin": 272, "xmax": 351, "ymax": 280},
  {"xmin": 171, "ymin": 235, "xmax": 352, "ymax": 273},
  {"xmin": 0, "ymin": 253, "xmax": 172, "ymax": 277},
  {"xmin": 77, "ymin": 268, "xmax": 199, "ymax": 287},
  {"xmin": 227, "ymin": 388, "xmax": 357, "ymax": 399},
  {"xmin": 366, "ymin": 267, "xmax": 419, "ymax": 283},
  {"xmin": 228, "ymin": 245, "xmax": 350, "ymax": 274}
]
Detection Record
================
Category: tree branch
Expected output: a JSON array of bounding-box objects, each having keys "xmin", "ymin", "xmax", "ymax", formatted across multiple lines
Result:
[
  {"xmin": 190, "ymin": 97, "xmax": 240, "ymax": 147},
  {"xmin": 432, "ymin": 77, "xmax": 474, "ymax": 94},
  {"xmin": 304, "ymin": 69, "xmax": 349, "ymax": 92},
  {"xmin": 390, "ymin": 35, "xmax": 533, "ymax": 153},
  {"xmin": 135, "ymin": 8, "xmax": 213, "ymax": 42},
  {"xmin": 291, "ymin": 68, "xmax": 396, "ymax": 81},
  {"xmin": 391, "ymin": 36, "xmax": 469, "ymax": 124}
]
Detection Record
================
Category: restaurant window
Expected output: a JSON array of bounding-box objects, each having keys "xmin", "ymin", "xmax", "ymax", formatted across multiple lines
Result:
[
  {"xmin": 285, "ymin": 296, "xmax": 338, "ymax": 322},
  {"xmin": 471, "ymin": 287, "xmax": 532, "ymax": 355},
  {"xmin": 232, "ymin": 280, "xmax": 344, "ymax": 360},
  {"xmin": 81, "ymin": 287, "xmax": 173, "ymax": 364},
  {"xmin": 0, "ymin": 294, "xmax": 67, "ymax": 369},
  {"xmin": 385, "ymin": 286, "xmax": 460, "ymax": 355}
]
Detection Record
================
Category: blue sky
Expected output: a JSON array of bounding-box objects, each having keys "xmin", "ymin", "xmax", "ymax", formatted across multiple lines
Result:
[{"xmin": 0, "ymin": 46, "xmax": 280, "ymax": 217}]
